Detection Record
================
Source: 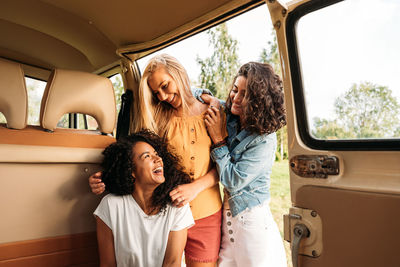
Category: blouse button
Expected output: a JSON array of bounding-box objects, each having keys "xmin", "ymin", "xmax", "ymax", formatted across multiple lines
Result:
[
  {"xmin": 191, "ymin": 141, "xmax": 195, "ymax": 144},
  {"xmin": 227, "ymin": 221, "xmax": 232, "ymax": 226},
  {"xmin": 230, "ymin": 238, "xmax": 235, "ymax": 243},
  {"xmin": 227, "ymin": 211, "xmax": 231, "ymax": 217},
  {"xmin": 228, "ymin": 230, "xmax": 233, "ymax": 234},
  {"xmin": 191, "ymin": 157, "xmax": 195, "ymax": 160},
  {"xmin": 190, "ymin": 128, "xmax": 194, "ymax": 132}
]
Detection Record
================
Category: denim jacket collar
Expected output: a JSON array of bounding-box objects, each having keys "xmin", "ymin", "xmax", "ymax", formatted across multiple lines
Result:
[{"xmin": 226, "ymin": 113, "xmax": 251, "ymax": 149}]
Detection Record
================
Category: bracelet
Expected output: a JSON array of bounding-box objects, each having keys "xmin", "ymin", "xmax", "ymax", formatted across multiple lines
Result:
[{"xmin": 211, "ymin": 139, "xmax": 227, "ymax": 150}]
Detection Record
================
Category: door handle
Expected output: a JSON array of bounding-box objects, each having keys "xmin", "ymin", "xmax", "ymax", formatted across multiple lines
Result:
[{"xmin": 292, "ymin": 223, "xmax": 310, "ymax": 267}]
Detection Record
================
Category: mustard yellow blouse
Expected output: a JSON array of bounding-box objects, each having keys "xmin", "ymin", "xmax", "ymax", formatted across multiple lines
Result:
[{"xmin": 166, "ymin": 113, "xmax": 222, "ymax": 220}]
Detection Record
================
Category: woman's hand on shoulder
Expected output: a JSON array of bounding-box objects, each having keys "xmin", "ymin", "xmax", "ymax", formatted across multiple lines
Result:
[
  {"xmin": 170, "ymin": 183, "xmax": 201, "ymax": 208},
  {"xmin": 89, "ymin": 171, "xmax": 105, "ymax": 195},
  {"xmin": 200, "ymin": 94, "xmax": 221, "ymax": 109},
  {"xmin": 204, "ymin": 106, "xmax": 224, "ymax": 144}
]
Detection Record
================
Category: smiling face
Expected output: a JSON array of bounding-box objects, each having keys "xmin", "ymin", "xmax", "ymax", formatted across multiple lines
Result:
[
  {"xmin": 230, "ymin": 75, "xmax": 247, "ymax": 117},
  {"xmin": 131, "ymin": 141, "xmax": 165, "ymax": 188},
  {"xmin": 147, "ymin": 67, "xmax": 182, "ymax": 110}
]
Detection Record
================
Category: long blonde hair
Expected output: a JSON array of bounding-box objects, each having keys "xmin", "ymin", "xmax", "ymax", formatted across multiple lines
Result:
[{"xmin": 131, "ymin": 54, "xmax": 195, "ymax": 137}]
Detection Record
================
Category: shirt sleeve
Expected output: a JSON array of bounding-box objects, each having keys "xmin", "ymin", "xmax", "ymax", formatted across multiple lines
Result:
[
  {"xmin": 93, "ymin": 194, "xmax": 112, "ymax": 230},
  {"xmin": 171, "ymin": 204, "xmax": 195, "ymax": 231},
  {"xmin": 191, "ymin": 87, "xmax": 213, "ymax": 103},
  {"xmin": 211, "ymin": 134, "xmax": 276, "ymax": 192}
]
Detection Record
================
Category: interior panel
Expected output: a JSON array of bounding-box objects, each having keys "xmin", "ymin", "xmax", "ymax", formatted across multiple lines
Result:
[{"xmin": 296, "ymin": 185, "xmax": 400, "ymax": 267}]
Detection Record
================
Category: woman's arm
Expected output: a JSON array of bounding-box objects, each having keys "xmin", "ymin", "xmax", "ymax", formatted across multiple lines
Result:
[
  {"xmin": 169, "ymin": 168, "xmax": 218, "ymax": 207},
  {"xmin": 212, "ymin": 136, "xmax": 275, "ymax": 192},
  {"xmin": 205, "ymin": 104, "xmax": 276, "ymax": 192},
  {"xmin": 89, "ymin": 171, "xmax": 105, "ymax": 195},
  {"xmin": 162, "ymin": 229, "xmax": 188, "ymax": 267},
  {"xmin": 96, "ymin": 216, "xmax": 116, "ymax": 267}
]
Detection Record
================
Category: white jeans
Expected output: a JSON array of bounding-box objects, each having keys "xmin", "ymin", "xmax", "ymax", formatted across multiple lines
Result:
[{"xmin": 218, "ymin": 201, "xmax": 287, "ymax": 267}]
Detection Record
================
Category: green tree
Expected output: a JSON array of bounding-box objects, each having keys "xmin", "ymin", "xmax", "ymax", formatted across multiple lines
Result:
[
  {"xmin": 197, "ymin": 23, "xmax": 240, "ymax": 99},
  {"xmin": 312, "ymin": 118, "xmax": 355, "ymax": 139},
  {"xmin": 313, "ymin": 82, "xmax": 400, "ymax": 139},
  {"xmin": 259, "ymin": 29, "xmax": 281, "ymax": 76},
  {"xmin": 260, "ymin": 29, "xmax": 287, "ymax": 160}
]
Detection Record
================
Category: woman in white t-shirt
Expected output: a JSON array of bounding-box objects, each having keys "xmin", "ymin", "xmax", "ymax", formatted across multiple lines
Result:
[{"xmin": 94, "ymin": 130, "xmax": 194, "ymax": 267}]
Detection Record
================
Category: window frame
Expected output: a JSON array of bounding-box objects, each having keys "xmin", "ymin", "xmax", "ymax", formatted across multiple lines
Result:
[{"xmin": 286, "ymin": 0, "xmax": 400, "ymax": 151}]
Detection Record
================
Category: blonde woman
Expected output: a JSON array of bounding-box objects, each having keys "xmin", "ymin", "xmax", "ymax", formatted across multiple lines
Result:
[{"xmin": 90, "ymin": 54, "xmax": 224, "ymax": 266}]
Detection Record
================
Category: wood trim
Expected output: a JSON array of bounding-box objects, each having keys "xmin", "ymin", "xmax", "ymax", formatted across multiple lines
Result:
[
  {"xmin": 0, "ymin": 124, "xmax": 115, "ymax": 148},
  {"xmin": 0, "ymin": 232, "xmax": 98, "ymax": 266}
]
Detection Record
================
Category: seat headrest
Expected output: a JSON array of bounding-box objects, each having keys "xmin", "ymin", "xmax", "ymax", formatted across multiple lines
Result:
[
  {"xmin": 40, "ymin": 69, "xmax": 116, "ymax": 134},
  {"xmin": 0, "ymin": 58, "xmax": 28, "ymax": 129}
]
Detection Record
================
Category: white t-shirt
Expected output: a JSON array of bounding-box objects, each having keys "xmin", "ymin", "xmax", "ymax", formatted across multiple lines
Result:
[{"xmin": 94, "ymin": 194, "xmax": 194, "ymax": 267}]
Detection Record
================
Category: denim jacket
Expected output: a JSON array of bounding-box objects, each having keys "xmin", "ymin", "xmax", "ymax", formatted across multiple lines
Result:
[{"xmin": 210, "ymin": 113, "xmax": 277, "ymax": 217}]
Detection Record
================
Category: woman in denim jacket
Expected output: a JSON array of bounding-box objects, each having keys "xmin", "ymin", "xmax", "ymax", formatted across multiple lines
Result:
[{"xmin": 204, "ymin": 62, "xmax": 287, "ymax": 267}]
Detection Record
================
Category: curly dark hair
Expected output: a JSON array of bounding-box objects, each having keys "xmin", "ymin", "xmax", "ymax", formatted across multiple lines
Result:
[
  {"xmin": 226, "ymin": 62, "xmax": 286, "ymax": 135},
  {"xmin": 101, "ymin": 129, "xmax": 191, "ymax": 212}
]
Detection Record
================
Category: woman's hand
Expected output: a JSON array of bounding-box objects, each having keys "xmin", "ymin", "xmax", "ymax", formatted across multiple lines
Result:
[
  {"xmin": 200, "ymin": 94, "xmax": 220, "ymax": 109},
  {"xmin": 170, "ymin": 183, "xmax": 201, "ymax": 208},
  {"xmin": 89, "ymin": 171, "xmax": 105, "ymax": 195},
  {"xmin": 204, "ymin": 106, "xmax": 224, "ymax": 144}
]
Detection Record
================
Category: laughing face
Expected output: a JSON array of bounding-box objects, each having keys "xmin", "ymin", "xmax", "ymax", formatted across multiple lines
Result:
[
  {"xmin": 131, "ymin": 141, "xmax": 165, "ymax": 187},
  {"xmin": 147, "ymin": 67, "xmax": 182, "ymax": 110}
]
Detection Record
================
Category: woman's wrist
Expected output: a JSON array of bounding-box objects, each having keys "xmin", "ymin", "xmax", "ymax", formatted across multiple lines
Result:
[{"xmin": 211, "ymin": 138, "xmax": 227, "ymax": 150}]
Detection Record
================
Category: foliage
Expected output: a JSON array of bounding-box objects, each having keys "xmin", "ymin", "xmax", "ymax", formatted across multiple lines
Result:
[
  {"xmin": 196, "ymin": 23, "xmax": 240, "ymax": 99},
  {"xmin": 270, "ymin": 160, "xmax": 291, "ymax": 266},
  {"xmin": 259, "ymin": 30, "xmax": 281, "ymax": 77},
  {"xmin": 275, "ymin": 126, "xmax": 288, "ymax": 160},
  {"xmin": 260, "ymin": 29, "xmax": 287, "ymax": 160},
  {"xmin": 313, "ymin": 82, "xmax": 400, "ymax": 139},
  {"xmin": 111, "ymin": 74, "xmax": 124, "ymax": 112},
  {"xmin": 312, "ymin": 118, "xmax": 354, "ymax": 139}
]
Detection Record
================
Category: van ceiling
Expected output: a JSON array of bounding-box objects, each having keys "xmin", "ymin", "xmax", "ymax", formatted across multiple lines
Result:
[{"xmin": 0, "ymin": 0, "xmax": 258, "ymax": 74}]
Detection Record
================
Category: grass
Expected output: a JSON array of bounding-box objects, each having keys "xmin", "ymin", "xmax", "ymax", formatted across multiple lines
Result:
[{"xmin": 270, "ymin": 159, "xmax": 292, "ymax": 267}]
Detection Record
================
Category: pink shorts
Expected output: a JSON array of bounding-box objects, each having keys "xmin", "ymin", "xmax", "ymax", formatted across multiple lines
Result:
[{"xmin": 185, "ymin": 209, "xmax": 222, "ymax": 263}]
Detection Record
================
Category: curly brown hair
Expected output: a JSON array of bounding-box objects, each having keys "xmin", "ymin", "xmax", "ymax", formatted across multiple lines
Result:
[
  {"xmin": 101, "ymin": 129, "xmax": 191, "ymax": 212},
  {"xmin": 226, "ymin": 62, "xmax": 286, "ymax": 135}
]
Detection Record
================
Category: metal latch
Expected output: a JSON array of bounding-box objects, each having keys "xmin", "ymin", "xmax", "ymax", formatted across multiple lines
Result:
[
  {"xmin": 290, "ymin": 155, "xmax": 339, "ymax": 178},
  {"xmin": 284, "ymin": 207, "xmax": 323, "ymax": 267}
]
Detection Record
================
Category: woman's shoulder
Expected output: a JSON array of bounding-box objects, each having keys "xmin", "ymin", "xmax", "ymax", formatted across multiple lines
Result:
[
  {"xmin": 165, "ymin": 203, "xmax": 192, "ymax": 216},
  {"xmin": 99, "ymin": 193, "xmax": 129, "ymax": 207},
  {"xmin": 246, "ymin": 131, "xmax": 277, "ymax": 148}
]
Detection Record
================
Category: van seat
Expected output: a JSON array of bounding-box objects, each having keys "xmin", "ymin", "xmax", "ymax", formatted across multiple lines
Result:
[
  {"xmin": 40, "ymin": 69, "xmax": 116, "ymax": 134},
  {"xmin": 0, "ymin": 58, "xmax": 28, "ymax": 129}
]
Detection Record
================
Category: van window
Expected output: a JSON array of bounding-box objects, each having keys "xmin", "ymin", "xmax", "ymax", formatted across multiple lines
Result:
[
  {"xmin": 296, "ymin": 0, "xmax": 400, "ymax": 140},
  {"xmin": 26, "ymin": 77, "xmax": 46, "ymax": 125},
  {"xmin": 0, "ymin": 112, "xmax": 5, "ymax": 123}
]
